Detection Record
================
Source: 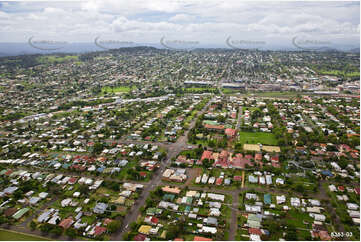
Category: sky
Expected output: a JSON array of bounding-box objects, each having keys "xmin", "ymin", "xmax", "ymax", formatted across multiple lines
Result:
[{"xmin": 0, "ymin": 0, "xmax": 359, "ymax": 49}]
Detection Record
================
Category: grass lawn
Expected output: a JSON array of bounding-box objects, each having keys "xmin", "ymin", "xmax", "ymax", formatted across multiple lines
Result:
[
  {"xmin": 317, "ymin": 70, "xmax": 360, "ymax": 78},
  {"xmin": 222, "ymin": 88, "xmax": 239, "ymax": 94},
  {"xmin": 238, "ymin": 131, "xmax": 278, "ymax": 145},
  {"xmin": 101, "ymin": 86, "xmax": 133, "ymax": 95},
  {"xmin": 37, "ymin": 55, "xmax": 79, "ymax": 63},
  {"xmin": 286, "ymin": 209, "xmax": 313, "ymax": 229},
  {"xmin": 0, "ymin": 229, "xmax": 50, "ymax": 241},
  {"xmin": 183, "ymin": 87, "xmax": 218, "ymax": 93},
  {"xmin": 242, "ymin": 107, "xmax": 259, "ymax": 112}
]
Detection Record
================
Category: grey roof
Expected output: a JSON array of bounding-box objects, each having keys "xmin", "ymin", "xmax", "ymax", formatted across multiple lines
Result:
[
  {"xmin": 206, "ymin": 217, "xmax": 218, "ymax": 226},
  {"xmin": 93, "ymin": 202, "xmax": 108, "ymax": 214}
]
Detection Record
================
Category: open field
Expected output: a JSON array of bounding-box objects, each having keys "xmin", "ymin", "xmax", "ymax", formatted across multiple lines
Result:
[
  {"xmin": 317, "ymin": 70, "xmax": 360, "ymax": 78},
  {"xmin": 238, "ymin": 131, "xmax": 278, "ymax": 145},
  {"xmin": 37, "ymin": 55, "xmax": 79, "ymax": 63},
  {"xmin": 222, "ymin": 88, "xmax": 240, "ymax": 94},
  {"xmin": 0, "ymin": 229, "xmax": 50, "ymax": 241},
  {"xmin": 101, "ymin": 86, "xmax": 134, "ymax": 95},
  {"xmin": 183, "ymin": 87, "xmax": 218, "ymax": 93}
]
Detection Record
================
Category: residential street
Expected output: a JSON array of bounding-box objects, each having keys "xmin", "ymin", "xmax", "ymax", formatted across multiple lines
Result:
[{"xmin": 112, "ymin": 98, "xmax": 213, "ymax": 240}]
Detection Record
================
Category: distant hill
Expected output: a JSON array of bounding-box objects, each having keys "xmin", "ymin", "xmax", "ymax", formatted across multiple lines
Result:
[
  {"xmin": 0, "ymin": 42, "xmax": 359, "ymax": 57},
  {"xmin": 348, "ymin": 47, "xmax": 360, "ymax": 53},
  {"xmin": 317, "ymin": 46, "xmax": 341, "ymax": 52}
]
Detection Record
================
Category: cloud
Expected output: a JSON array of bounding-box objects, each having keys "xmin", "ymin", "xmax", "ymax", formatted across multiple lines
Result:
[
  {"xmin": 169, "ymin": 14, "xmax": 196, "ymax": 23},
  {"xmin": 0, "ymin": 0, "xmax": 358, "ymax": 46}
]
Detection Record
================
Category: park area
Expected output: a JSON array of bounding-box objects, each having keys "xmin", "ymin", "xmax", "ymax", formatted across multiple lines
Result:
[
  {"xmin": 100, "ymin": 85, "xmax": 134, "ymax": 95},
  {"xmin": 238, "ymin": 131, "xmax": 278, "ymax": 146},
  {"xmin": 37, "ymin": 55, "xmax": 79, "ymax": 64}
]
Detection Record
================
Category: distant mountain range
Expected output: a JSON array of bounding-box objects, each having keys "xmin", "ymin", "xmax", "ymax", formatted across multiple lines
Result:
[{"xmin": 0, "ymin": 42, "xmax": 358, "ymax": 57}]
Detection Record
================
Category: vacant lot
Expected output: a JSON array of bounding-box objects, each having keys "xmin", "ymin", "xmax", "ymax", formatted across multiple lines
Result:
[
  {"xmin": 238, "ymin": 131, "xmax": 278, "ymax": 145},
  {"xmin": 0, "ymin": 229, "xmax": 50, "ymax": 241}
]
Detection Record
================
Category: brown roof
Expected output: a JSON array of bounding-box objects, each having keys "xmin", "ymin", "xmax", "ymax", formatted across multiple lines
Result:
[
  {"xmin": 4, "ymin": 207, "xmax": 17, "ymax": 217},
  {"xmin": 319, "ymin": 231, "xmax": 331, "ymax": 241},
  {"xmin": 162, "ymin": 186, "xmax": 181, "ymax": 194},
  {"xmin": 59, "ymin": 217, "xmax": 74, "ymax": 229}
]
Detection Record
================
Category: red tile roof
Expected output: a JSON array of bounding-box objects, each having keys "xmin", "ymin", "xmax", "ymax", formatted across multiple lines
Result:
[
  {"xmin": 134, "ymin": 234, "xmax": 147, "ymax": 241},
  {"xmin": 338, "ymin": 186, "xmax": 345, "ymax": 192},
  {"xmin": 230, "ymin": 154, "xmax": 253, "ymax": 169},
  {"xmin": 5, "ymin": 170, "xmax": 13, "ymax": 176},
  {"xmin": 245, "ymin": 154, "xmax": 253, "ymax": 160},
  {"xmin": 103, "ymin": 218, "xmax": 113, "ymax": 226},
  {"xmin": 233, "ymin": 176, "xmax": 242, "ymax": 181},
  {"xmin": 151, "ymin": 216, "xmax": 159, "ymax": 224},
  {"xmin": 225, "ymin": 128, "xmax": 237, "ymax": 137},
  {"xmin": 68, "ymin": 177, "xmax": 78, "ymax": 184},
  {"xmin": 249, "ymin": 228, "xmax": 262, "ymax": 235},
  {"xmin": 204, "ymin": 124, "xmax": 224, "ymax": 130},
  {"xmin": 200, "ymin": 150, "xmax": 213, "ymax": 162},
  {"xmin": 255, "ymin": 153, "xmax": 262, "ymax": 161},
  {"xmin": 271, "ymin": 156, "xmax": 279, "ymax": 162},
  {"xmin": 94, "ymin": 226, "xmax": 107, "ymax": 236},
  {"xmin": 139, "ymin": 172, "xmax": 147, "ymax": 177}
]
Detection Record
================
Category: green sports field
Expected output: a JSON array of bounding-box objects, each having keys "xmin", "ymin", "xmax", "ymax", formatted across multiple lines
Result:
[{"xmin": 238, "ymin": 131, "xmax": 278, "ymax": 145}]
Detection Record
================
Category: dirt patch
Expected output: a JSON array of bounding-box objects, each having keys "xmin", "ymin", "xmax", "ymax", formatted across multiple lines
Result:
[{"xmin": 186, "ymin": 167, "xmax": 202, "ymax": 185}]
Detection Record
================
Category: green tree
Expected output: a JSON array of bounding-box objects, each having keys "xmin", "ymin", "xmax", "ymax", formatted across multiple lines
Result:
[
  {"xmin": 65, "ymin": 228, "xmax": 78, "ymax": 239},
  {"xmin": 93, "ymin": 142, "xmax": 104, "ymax": 154},
  {"xmin": 50, "ymin": 226, "xmax": 63, "ymax": 237},
  {"xmin": 107, "ymin": 220, "xmax": 121, "ymax": 233},
  {"xmin": 202, "ymin": 158, "xmax": 213, "ymax": 169},
  {"xmin": 30, "ymin": 220, "xmax": 37, "ymax": 230}
]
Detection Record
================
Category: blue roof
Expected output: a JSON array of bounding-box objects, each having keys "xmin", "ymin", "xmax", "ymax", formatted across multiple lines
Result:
[
  {"xmin": 97, "ymin": 167, "xmax": 105, "ymax": 172},
  {"xmin": 321, "ymin": 170, "xmax": 333, "ymax": 177},
  {"xmin": 264, "ymin": 194, "xmax": 271, "ymax": 204}
]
